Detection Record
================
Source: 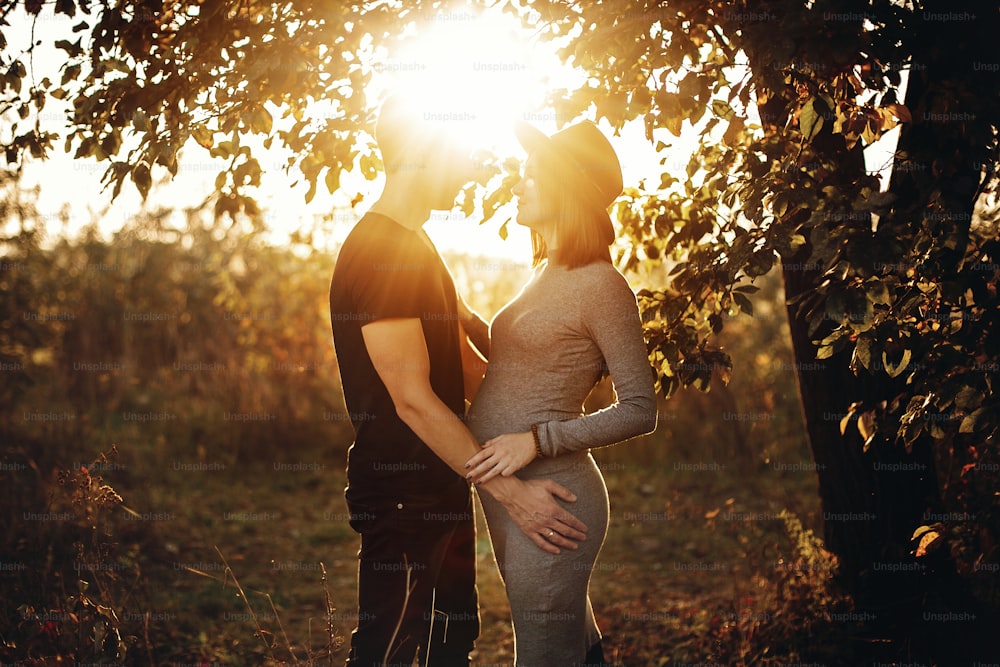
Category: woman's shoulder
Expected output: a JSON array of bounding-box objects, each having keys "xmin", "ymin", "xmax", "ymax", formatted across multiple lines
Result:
[
  {"xmin": 572, "ymin": 261, "xmax": 634, "ymax": 293},
  {"xmin": 558, "ymin": 262, "xmax": 637, "ymax": 319}
]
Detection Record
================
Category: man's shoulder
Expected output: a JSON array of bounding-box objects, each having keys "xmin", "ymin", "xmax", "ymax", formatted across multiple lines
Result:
[
  {"xmin": 336, "ymin": 214, "xmax": 402, "ymax": 270},
  {"xmin": 341, "ymin": 212, "xmax": 387, "ymax": 248}
]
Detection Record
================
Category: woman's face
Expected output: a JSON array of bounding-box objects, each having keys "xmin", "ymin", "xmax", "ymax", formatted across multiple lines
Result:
[{"xmin": 512, "ymin": 153, "xmax": 555, "ymax": 233}]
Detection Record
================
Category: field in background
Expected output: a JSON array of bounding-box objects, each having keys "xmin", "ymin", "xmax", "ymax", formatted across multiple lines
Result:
[{"xmin": 1, "ymin": 218, "xmax": 847, "ymax": 665}]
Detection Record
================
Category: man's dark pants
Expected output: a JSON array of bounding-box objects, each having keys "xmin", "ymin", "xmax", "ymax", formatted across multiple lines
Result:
[{"xmin": 345, "ymin": 492, "xmax": 479, "ymax": 666}]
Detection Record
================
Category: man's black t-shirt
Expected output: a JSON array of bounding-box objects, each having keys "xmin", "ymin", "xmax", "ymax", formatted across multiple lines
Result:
[{"xmin": 329, "ymin": 212, "xmax": 468, "ymax": 506}]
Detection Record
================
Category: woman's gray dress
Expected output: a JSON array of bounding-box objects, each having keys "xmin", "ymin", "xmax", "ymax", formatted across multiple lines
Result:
[{"xmin": 467, "ymin": 260, "xmax": 657, "ymax": 666}]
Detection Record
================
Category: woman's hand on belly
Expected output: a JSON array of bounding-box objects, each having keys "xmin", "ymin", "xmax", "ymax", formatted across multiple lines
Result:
[{"xmin": 465, "ymin": 431, "xmax": 536, "ymax": 484}]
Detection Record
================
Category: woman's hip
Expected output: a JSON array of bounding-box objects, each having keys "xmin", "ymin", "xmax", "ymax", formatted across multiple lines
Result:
[{"xmin": 478, "ymin": 458, "xmax": 610, "ymax": 568}]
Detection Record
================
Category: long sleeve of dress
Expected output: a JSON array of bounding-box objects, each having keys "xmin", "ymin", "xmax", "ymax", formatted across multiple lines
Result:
[{"xmin": 535, "ymin": 268, "xmax": 657, "ymax": 456}]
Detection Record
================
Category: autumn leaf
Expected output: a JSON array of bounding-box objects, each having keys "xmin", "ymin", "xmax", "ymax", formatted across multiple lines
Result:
[
  {"xmin": 881, "ymin": 103, "xmax": 912, "ymax": 124},
  {"xmin": 912, "ymin": 525, "xmax": 944, "ymax": 558},
  {"xmin": 192, "ymin": 126, "xmax": 214, "ymax": 150}
]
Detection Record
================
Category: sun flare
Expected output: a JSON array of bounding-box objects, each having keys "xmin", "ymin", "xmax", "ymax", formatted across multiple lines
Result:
[
  {"xmin": 359, "ymin": 7, "xmax": 577, "ymax": 258},
  {"xmin": 378, "ymin": 9, "xmax": 563, "ymax": 155}
]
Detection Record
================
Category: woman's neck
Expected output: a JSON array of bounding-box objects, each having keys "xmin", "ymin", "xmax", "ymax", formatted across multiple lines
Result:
[{"xmin": 535, "ymin": 225, "xmax": 564, "ymax": 266}]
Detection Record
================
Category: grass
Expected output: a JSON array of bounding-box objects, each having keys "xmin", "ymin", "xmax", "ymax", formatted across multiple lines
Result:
[
  {"xmin": 4, "ymin": 357, "xmax": 848, "ymax": 665},
  {"xmin": 74, "ymin": 418, "xmax": 832, "ymax": 666}
]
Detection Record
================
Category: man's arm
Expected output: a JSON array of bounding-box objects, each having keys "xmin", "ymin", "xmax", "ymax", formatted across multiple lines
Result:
[
  {"xmin": 457, "ymin": 297, "xmax": 490, "ymax": 360},
  {"xmin": 361, "ymin": 318, "xmax": 587, "ymax": 553},
  {"xmin": 458, "ymin": 323, "xmax": 487, "ymax": 403}
]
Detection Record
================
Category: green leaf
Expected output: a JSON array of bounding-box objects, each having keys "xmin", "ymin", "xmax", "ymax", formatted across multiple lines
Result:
[
  {"xmin": 732, "ymin": 291, "xmax": 753, "ymax": 316},
  {"xmin": 855, "ymin": 335, "xmax": 872, "ymax": 370},
  {"xmin": 800, "ymin": 98, "xmax": 823, "ymax": 142},
  {"xmin": 958, "ymin": 408, "xmax": 987, "ymax": 434},
  {"xmin": 882, "ymin": 348, "xmax": 911, "ymax": 378},
  {"xmin": 131, "ymin": 162, "xmax": 151, "ymax": 200}
]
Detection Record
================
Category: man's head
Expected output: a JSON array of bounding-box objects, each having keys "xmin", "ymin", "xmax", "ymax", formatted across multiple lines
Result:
[{"xmin": 375, "ymin": 95, "xmax": 475, "ymax": 209}]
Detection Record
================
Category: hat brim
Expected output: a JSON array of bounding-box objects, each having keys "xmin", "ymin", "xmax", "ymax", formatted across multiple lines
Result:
[
  {"xmin": 513, "ymin": 120, "xmax": 613, "ymax": 207},
  {"xmin": 514, "ymin": 120, "xmax": 596, "ymax": 192},
  {"xmin": 513, "ymin": 120, "xmax": 553, "ymax": 155}
]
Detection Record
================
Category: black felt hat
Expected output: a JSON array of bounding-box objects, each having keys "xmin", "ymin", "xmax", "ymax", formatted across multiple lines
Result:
[{"xmin": 513, "ymin": 120, "xmax": 624, "ymax": 212}]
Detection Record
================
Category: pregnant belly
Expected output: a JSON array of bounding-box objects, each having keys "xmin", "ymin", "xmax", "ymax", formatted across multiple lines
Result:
[{"xmin": 467, "ymin": 400, "xmax": 581, "ymax": 444}]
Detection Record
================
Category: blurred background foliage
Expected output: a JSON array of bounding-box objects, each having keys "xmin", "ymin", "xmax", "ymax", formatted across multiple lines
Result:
[
  {"xmin": 1, "ymin": 174, "xmax": 343, "ymax": 469},
  {"xmin": 2, "ymin": 199, "xmax": 795, "ymax": 491},
  {"xmin": 1, "ymin": 169, "xmax": 804, "ymax": 473}
]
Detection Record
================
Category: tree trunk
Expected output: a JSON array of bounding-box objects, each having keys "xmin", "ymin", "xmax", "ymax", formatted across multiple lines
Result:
[{"xmin": 781, "ymin": 1, "xmax": 996, "ymax": 659}]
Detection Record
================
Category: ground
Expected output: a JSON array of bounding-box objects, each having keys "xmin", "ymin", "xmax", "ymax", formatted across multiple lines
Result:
[{"xmin": 110, "ymin": 431, "xmax": 825, "ymax": 666}]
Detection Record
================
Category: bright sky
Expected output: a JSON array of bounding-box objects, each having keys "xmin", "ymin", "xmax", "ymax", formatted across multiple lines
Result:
[
  {"xmin": 10, "ymin": 3, "xmax": 899, "ymax": 260},
  {"xmin": 6, "ymin": 3, "xmax": 684, "ymax": 262}
]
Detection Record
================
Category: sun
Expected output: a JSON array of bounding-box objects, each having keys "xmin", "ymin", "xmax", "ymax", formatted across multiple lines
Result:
[
  {"xmin": 362, "ymin": 6, "xmax": 578, "ymax": 259},
  {"xmin": 378, "ymin": 8, "xmax": 563, "ymax": 155}
]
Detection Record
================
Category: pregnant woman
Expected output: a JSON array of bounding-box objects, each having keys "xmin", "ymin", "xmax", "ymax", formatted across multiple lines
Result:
[{"xmin": 465, "ymin": 120, "xmax": 658, "ymax": 666}]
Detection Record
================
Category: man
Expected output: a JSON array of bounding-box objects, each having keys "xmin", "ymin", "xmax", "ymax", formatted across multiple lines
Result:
[{"xmin": 329, "ymin": 96, "xmax": 588, "ymax": 666}]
